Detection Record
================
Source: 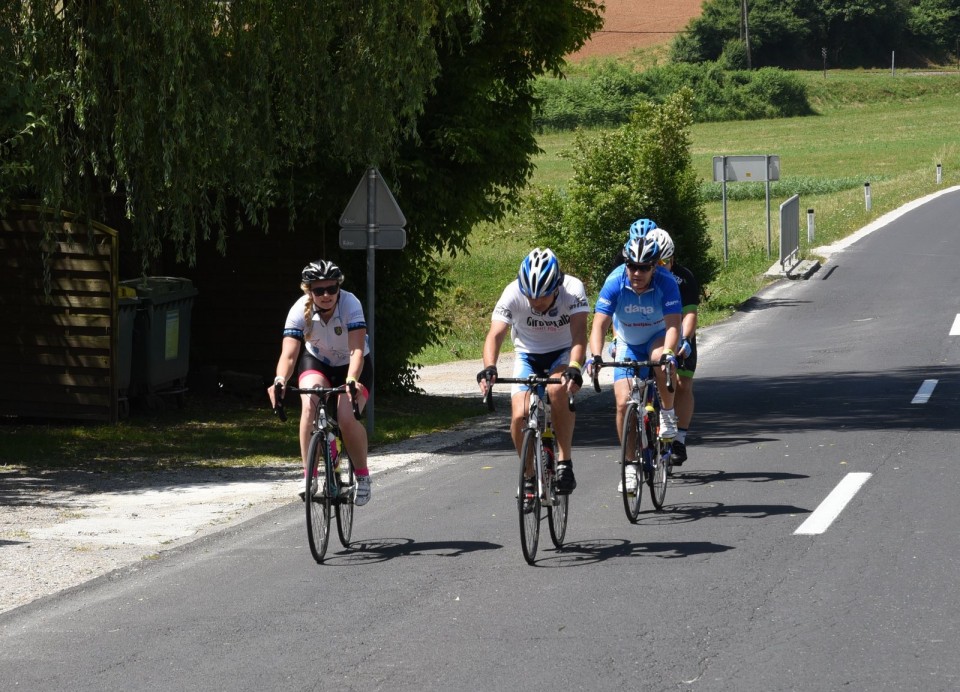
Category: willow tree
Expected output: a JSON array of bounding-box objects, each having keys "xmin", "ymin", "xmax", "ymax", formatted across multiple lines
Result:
[{"xmin": 1, "ymin": 0, "xmax": 602, "ymax": 390}]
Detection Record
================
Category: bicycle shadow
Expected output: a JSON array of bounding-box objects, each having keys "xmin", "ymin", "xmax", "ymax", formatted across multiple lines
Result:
[
  {"xmin": 320, "ymin": 537, "xmax": 503, "ymax": 565},
  {"xmin": 647, "ymin": 501, "xmax": 810, "ymax": 525},
  {"xmin": 530, "ymin": 539, "xmax": 735, "ymax": 566},
  {"xmin": 668, "ymin": 469, "xmax": 809, "ymax": 488}
]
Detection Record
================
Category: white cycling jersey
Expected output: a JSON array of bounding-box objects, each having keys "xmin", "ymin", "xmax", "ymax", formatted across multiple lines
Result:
[
  {"xmin": 491, "ymin": 275, "xmax": 589, "ymax": 354},
  {"xmin": 282, "ymin": 290, "xmax": 370, "ymax": 367}
]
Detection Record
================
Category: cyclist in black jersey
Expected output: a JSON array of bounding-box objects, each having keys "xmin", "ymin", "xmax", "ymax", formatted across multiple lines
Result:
[{"xmin": 646, "ymin": 229, "xmax": 700, "ymax": 466}]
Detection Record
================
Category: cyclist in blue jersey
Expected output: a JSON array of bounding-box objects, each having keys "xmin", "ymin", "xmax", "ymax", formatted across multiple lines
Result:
[
  {"xmin": 478, "ymin": 248, "xmax": 589, "ymax": 495},
  {"xmin": 588, "ymin": 233, "xmax": 682, "ymax": 448}
]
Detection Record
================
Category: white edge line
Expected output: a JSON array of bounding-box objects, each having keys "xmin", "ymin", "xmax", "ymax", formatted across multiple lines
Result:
[
  {"xmin": 950, "ymin": 314, "xmax": 960, "ymax": 336},
  {"xmin": 911, "ymin": 379, "xmax": 938, "ymax": 405},
  {"xmin": 794, "ymin": 472, "xmax": 872, "ymax": 535}
]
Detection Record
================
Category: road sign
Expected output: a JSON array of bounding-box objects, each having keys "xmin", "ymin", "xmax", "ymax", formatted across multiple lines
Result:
[
  {"xmin": 712, "ymin": 155, "xmax": 780, "ymax": 182},
  {"xmin": 338, "ymin": 227, "xmax": 407, "ymax": 250},
  {"xmin": 339, "ymin": 169, "xmax": 406, "ymax": 228}
]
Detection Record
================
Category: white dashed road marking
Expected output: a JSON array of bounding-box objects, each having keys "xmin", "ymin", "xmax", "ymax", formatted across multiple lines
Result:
[
  {"xmin": 911, "ymin": 379, "xmax": 938, "ymax": 404},
  {"xmin": 795, "ymin": 472, "xmax": 872, "ymax": 535}
]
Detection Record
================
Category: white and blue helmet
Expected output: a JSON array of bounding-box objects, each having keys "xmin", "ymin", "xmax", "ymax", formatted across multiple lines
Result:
[
  {"xmin": 628, "ymin": 218, "xmax": 658, "ymax": 242},
  {"xmin": 518, "ymin": 248, "xmax": 563, "ymax": 298},
  {"xmin": 622, "ymin": 235, "xmax": 662, "ymax": 265}
]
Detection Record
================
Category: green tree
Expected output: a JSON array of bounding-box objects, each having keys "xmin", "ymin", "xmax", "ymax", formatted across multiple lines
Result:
[
  {"xmin": 1, "ymin": 0, "xmax": 602, "ymax": 392},
  {"xmin": 527, "ymin": 88, "xmax": 718, "ymax": 294}
]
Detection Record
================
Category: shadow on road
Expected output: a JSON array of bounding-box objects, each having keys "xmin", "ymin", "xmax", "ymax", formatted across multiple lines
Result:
[{"xmin": 322, "ymin": 537, "xmax": 502, "ymax": 565}]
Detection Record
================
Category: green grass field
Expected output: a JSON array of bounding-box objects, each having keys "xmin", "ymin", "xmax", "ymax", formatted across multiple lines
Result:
[{"xmin": 419, "ymin": 69, "xmax": 960, "ymax": 364}]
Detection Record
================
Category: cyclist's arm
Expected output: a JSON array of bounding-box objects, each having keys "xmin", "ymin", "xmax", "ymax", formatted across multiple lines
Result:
[
  {"xmin": 568, "ymin": 311, "xmax": 588, "ymax": 369},
  {"xmin": 589, "ymin": 311, "xmax": 612, "ymax": 362},
  {"xmin": 479, "ymin": 319, "xmax": 509, "ymax": 393},
  {"xmin": 663, "ymin": 313, "xmax": 681, "ymax": 354},
  {"xmin": 681, "ymin": 309, "xmax": 697, "ymax": 342},
  {"xmin": 268, "ymin": 336, "xmax": 301, "ymax": 406}
]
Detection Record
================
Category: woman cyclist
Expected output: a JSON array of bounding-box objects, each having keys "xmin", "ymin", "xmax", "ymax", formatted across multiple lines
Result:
[{"xmin": 267, "ymin": 260, "xmax": 373, "ymax": 506}]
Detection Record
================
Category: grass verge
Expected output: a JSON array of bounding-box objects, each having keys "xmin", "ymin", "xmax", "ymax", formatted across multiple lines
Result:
[{"xmin": 0, "ymin": 392, "xmax": 484, "ymax": 471}]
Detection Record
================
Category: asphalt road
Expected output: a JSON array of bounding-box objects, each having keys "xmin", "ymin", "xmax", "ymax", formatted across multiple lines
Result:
[{"xmin": 3, "ymin": 189, "xmax": 960, "ymax": 691}]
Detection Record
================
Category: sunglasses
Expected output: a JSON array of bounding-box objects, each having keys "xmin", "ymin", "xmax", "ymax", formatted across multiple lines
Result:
[
  {"xmin": 310, "ymin": 285, "xmax": 340, "ymax": 297},
  {"xmin": 625, "ymin": 262, "xmax": 654, "ymax": 273}
]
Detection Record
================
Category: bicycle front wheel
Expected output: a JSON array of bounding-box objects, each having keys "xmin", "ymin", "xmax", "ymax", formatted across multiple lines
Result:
[
  {"xmin": 335, "ymin": 440, "xmax": 355, "ymax": 548},
  {"xmin": 518, "ymin": 428, "xmax": 541, "ymax": 564},
  {"xmin": 620, "ymin": 403, "xmax": 642, "ymax": 523},
  {"xmin": 547, "ymin": 450, "xmax": 568, "ymax": 548},
  {"xmin": 305, "ymin": 432, "xmax": 332, "ymax": 563},
  {"xmin": 648, "ymin": 411, "xmax": 668, "ymax": 510}
]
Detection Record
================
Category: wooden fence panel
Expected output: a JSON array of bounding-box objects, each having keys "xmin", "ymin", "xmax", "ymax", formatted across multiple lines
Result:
[{"xmin": 0, "ymin": 208, "xmax": 122, "ymax": 423}]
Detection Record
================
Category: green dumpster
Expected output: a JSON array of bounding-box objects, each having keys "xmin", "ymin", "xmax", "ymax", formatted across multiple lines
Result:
[{"xmin": 120, "ymin": 277, "xmax": 199, "ymax": 401}]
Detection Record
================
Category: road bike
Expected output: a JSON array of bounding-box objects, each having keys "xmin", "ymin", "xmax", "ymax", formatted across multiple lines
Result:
[
  {"xmin": 482, "ymin": 374, "xmax": 574, "ymax": 565},
  {"xmin": 274, "ymin": 383, "xmax": 360, "ymax": 563},
  {"xmin": 592, "ymin": 357, "xmax": 673, "ymax": 523}
]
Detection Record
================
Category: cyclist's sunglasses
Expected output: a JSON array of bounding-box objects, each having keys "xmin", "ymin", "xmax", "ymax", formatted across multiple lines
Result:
[
  {"xmin": 310, "ymin": 285, "xmax": 340, "ymax": 296},
  {"xmin": 625, "ymin": 262, "xmax": 654, "ymax": 273}
]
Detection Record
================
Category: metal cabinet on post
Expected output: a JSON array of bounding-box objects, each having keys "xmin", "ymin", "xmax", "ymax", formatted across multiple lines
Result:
[{"xmin": 120, "ymin": 277, "xmax": 199, "ymax": 406}]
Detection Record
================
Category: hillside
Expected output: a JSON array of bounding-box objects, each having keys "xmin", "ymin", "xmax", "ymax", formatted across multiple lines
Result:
[{"xmin": 568, "ymin": 0, "xmax": 703, "ymax": 61}]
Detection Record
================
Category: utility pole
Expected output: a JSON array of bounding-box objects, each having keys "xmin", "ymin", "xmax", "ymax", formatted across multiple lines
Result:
[{"xmin": 740, "ymin": 0, "xmax": 752, "ymax": 69}]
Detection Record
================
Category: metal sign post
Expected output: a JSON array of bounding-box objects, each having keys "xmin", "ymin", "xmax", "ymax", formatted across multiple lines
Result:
[
  {"xmin": 339, "ymin": 167, "xmax": 407, "ymax": 435},
  {"xmin": 712, "ymin": 155, "xmax": 780, "ymax": 262}
]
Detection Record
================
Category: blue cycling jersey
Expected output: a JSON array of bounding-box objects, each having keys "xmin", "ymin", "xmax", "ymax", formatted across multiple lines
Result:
[{"xmin": 595, "ymin": 265, "xmax": 681, "ymax": 347}]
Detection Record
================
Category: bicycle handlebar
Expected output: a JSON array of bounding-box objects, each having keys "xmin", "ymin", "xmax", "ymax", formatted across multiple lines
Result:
[
  {"xmin": 590, "ymin": 357, "xmax": 674, "ymax": 394},
  {"xmin": 273, "ymin": 383, "xmax": 361, "ymax": 423},
  {"xmin": 480, "ymin": 375, "xmax": 575, "ymax": 413}
]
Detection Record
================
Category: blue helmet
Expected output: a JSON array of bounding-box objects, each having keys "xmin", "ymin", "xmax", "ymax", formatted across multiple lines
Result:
[
  {"xmin": 622, "ymin": 235, "xmax": 662, "ymax": 265},
  {"xmin": 518, "ymin": 248, "xmax": 563, "ymax": 298},
  {"xmin": 628, "ymin": 218, "xmax": 658, "ymax": 242}
]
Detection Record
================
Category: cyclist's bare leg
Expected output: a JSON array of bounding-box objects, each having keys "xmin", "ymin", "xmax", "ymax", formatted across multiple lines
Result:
[
  {"xmin": 649, "ymin": 341, "xmax": 675, "ymax": 410},
  {"xmin": 547, "ymin": 379, "xmax": 575, "ymax": 460},
  {"xmin": 298, "ymin": 372, "xmax": 324, "ymax": 470},
  {"xmin": 675, "ymin": 375, "xmax": 694, "ymax": 429},
  {"xmin": 338, "ymin": 389, "xmax": 369, "ymax": 472},
  {"xmin": 511, "ymin": 390, "xmax": 533, "ymax": 474},
  {"xmin": 613, "ymin": 378, "xmax": 639, "ymax": 460}
]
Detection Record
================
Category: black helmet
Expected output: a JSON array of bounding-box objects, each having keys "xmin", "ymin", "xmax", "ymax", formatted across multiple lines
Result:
[{"xmin": 301, "ymin": 259, "xmax": 344, "ymax": 285}]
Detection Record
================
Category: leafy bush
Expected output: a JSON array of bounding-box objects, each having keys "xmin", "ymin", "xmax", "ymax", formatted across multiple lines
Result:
[
  {"xmin": 527, "ymin": 89, "xmax": 718, "ymax": 292},
  {"xmin": 534, "ymin": 61, "xmax": 812, "ymax": 130}
]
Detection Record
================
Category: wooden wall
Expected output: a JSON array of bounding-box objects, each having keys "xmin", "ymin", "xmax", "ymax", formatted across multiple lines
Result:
[{"xmin": 0, "ymin": 207, "xmax": 123, "ymax": 423}]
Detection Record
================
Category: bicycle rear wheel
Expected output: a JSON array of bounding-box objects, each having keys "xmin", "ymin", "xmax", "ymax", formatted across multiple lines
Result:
[
  {"xmin": 335, "ymin": 439, "xmax": 355, "ymax": 548},
  {"xmin": 647, "ymin": 409, "xmax": 668, "ymax": 509},
  {"xmin": 546, "ymin": 448, "xmax": 568, "ymax": 548},
  {"xmin": 518, "ymin": 428, "xmax": 541, "ymax": 564},
  {"xmin": 305, "ymin": 432, "xmax": 331, "ymax": 563},
  {"xmin": 620, "ymin": 403, "xmax": 643, "ymax": 523}
]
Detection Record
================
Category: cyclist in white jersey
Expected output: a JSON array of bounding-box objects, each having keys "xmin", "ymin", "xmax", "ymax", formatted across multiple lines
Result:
[
  {"xmin": 266, "ymin": 260, "xmax": 373, "ymax": 505},
  {"xmin": 477, "ymin": 248, "xmax": 589, "ymax": 494}
]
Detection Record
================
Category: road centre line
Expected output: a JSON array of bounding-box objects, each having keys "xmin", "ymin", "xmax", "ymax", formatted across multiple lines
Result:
[
  {"xmin": 951, "ymin": 314, "xmax": 960, "ymax": 336},
  {"xmin": 794, "ymin": 472, "xmax": 872, "ymax": 535},
  {"xmin": 911, "ymin": 379, "xmax": 938, "ymax": 404}
]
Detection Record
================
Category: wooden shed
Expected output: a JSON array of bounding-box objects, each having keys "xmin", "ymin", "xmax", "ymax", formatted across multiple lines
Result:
[{"xmin": 0, "ymin": 206, "xmax": 129, "ymax": 423}]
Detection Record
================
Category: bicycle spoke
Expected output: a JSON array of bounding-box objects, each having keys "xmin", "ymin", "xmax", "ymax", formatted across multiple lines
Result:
[
  {"xmin": 620, "ymin": 404, "xmax": 642, "ymax": 523},
  {"xmin": 335, "ymin": 441, "xmax": 354, "ymax": 548},
  {"xmin": 518, "ymin": 429, "xmax": 541, "ymax": 564},
  {"xmin": 305, "ymin": 432, "xmax": 331, "ymax": 563}
]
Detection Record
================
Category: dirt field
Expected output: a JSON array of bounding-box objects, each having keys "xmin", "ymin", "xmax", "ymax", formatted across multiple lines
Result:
[{"xmin": 568, "ymin": 0, "xmax": 703, "ymax": 61}]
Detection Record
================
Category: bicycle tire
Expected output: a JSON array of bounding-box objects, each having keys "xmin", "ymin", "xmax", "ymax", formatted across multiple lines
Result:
[
  {"xmin": 518, "ymin": 428, "xmax": 541, "ymax": 564},
  {"xmin": 546, "ymin": 446, "xmax": 568, "ymax": 548},
  {"xmin": 335, "ymin": 438, "xmax": 354, "ymax": 548},
  {"xmin": 648, "ymin": 406, "xmax": 668, "ymax": 509},
  {"xmin": 305, "ymin": 432, "xmax": 332, "ymax": 563},
  {"xmin": 620, "ymin": 403, "xmax": 642, "ymax": 523}
]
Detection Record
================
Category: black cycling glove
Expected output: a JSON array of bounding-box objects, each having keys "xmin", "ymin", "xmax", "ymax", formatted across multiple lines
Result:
[
  {"xmin": 563, "ymin": 366, "xmax": 583, "ymax": 387},
  {"xmin": 476, "ymin": 365, "xmax": 498, "ymax": 383}
]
